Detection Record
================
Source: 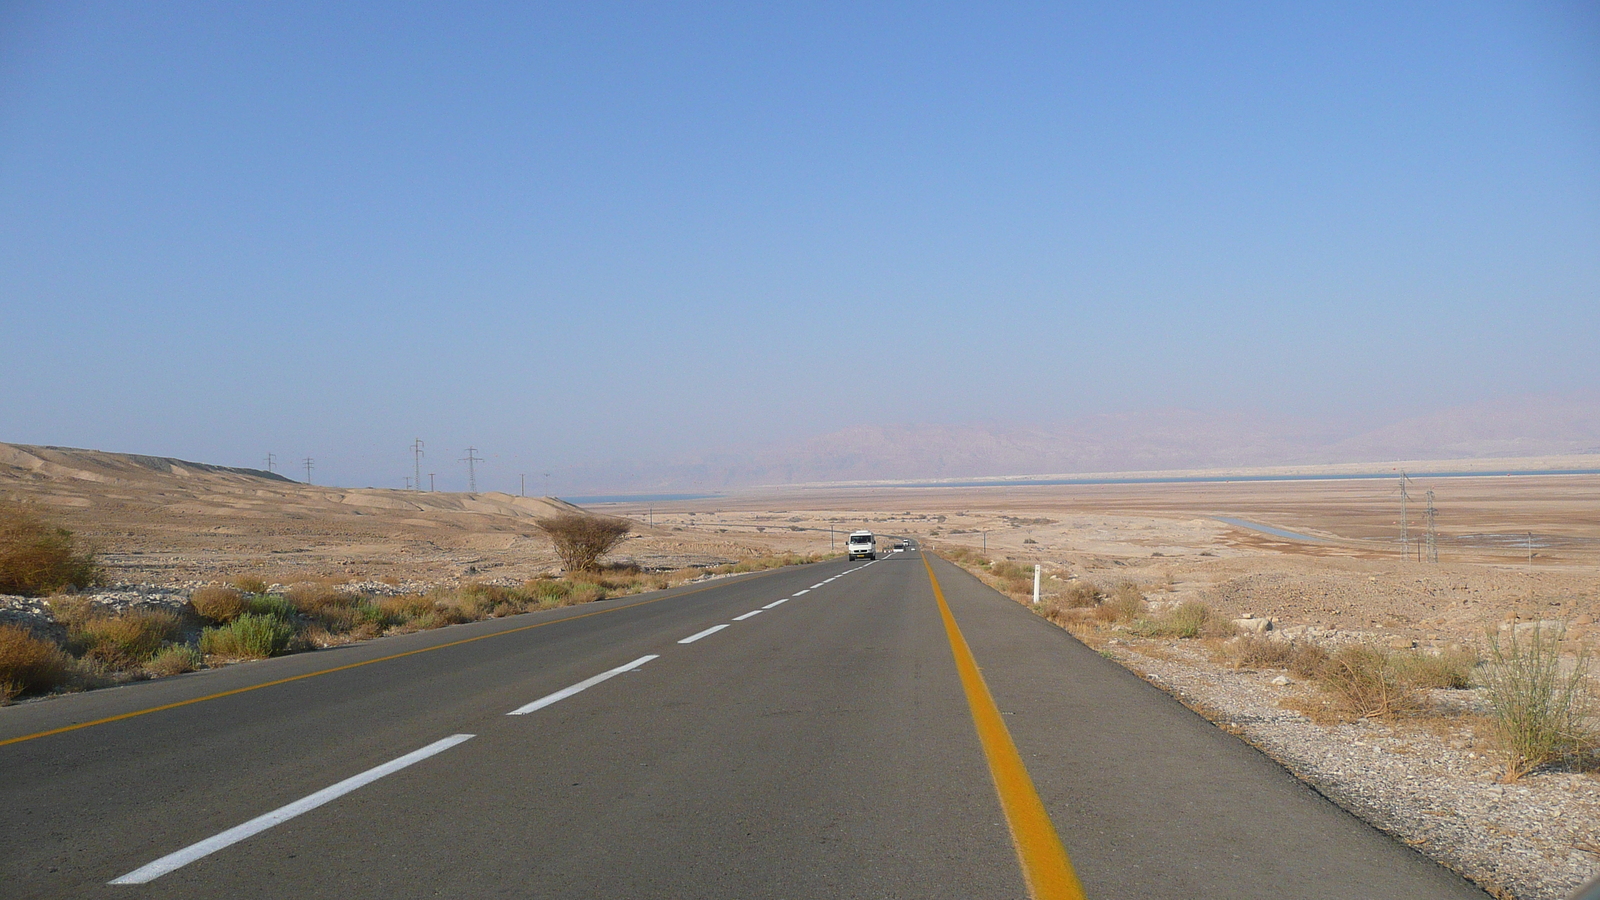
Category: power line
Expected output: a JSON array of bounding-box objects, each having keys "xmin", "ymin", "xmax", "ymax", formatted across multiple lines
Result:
[
  {"xmin": 460, "ymin": 447, "xmax": 483, "ymax": 492},
  {"xmin": 411, "ymin": 439, "xmax": 425, "ymax": 492},
  {"xmin": 303, "ymin": 457, "xmax": 315, "ymax": 485},
  {"xmin": 263, "ymin": 452, "xmax": 275, "ymax": 473}
]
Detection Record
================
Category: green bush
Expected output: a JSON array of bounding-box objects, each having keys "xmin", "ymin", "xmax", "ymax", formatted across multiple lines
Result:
[
  {"xmin": 1481, "ymin": 622, "xmax": 1595, "ymax": 782},
  {"xmin": 201, "ymin": 613, "xmax": 294, "ymax": 659},
  {"xmin": 246, "ymin": 594, "xmax": 297, "ymax": 620},
  {"xmin": 0, "ymin": 504, "xmax": 99, "ymax": 596}
]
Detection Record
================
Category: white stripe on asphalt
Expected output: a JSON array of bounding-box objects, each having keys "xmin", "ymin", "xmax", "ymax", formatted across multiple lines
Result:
[
  {"xmin": 677, "ymin": 624, "xmax": 731, "ymax": 644},
  {"xmin": 507, "ymin": 655, "xmax": 660, "ymax": 715},
  {"xmin": 109, "ymin": 733, "xmax": 476, "ymax": 884},
  {"xmin": 793, "ymin": 589, "xmax": 810, "ymax": 596},
  {"xmin": 810, "ymin": 583, "xmax": 825, "ymax": 589},
  {"xmin": 762, "ymin": 598, "xmax": 789, "ymax": 609},
  {"xmin": 732, "ymin": 610, "xmax": 763, "ymax": 621}
]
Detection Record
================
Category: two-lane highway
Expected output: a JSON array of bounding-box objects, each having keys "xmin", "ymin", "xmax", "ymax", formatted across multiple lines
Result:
[{"xmin": 2, "ymin": 553, "xmax": 1488, "ymax": 898}]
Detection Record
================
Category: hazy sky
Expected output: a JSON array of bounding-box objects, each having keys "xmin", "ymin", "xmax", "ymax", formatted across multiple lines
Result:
[{"xmin": 3, "ymin": 2, "xmax": 1597, "ymax": 492}]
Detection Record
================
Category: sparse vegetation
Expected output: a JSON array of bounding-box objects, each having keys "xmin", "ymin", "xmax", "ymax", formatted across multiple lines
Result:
[
  {"xmin": 0, "ymin": 624, "xmax": 70, "ymax": 702},
  {"xmin": 1131, "ymin": 600, "xmax": 1230, "ymax": 639},
  {"xmin": 200, "ymin": 612, "xmax": 295, "ymax": 659},
  {"xmin": 1315, "ymin": 645, "xmax": 1422, "ymax": 720},
  {"xmin": 231, "ymin": 575, "xmax": 270, "ymax": 595},
  {"xmin": 145, "ymin": 643, "xmax": 202, "ymax": 677},
  {"xmin": 537, "ymin": 512, "xmax": 632, "ymax": 573},
  {"xmin": 1480, "ymin": 621, "xmax": 1595, "ymax": 782},
  {"xmin": 191, "ymin": 585, "xmax": 249, "ymax": 623},
  {"xmin": 0, "ymin": 503, "xmax": 99, "ymax": 596}
]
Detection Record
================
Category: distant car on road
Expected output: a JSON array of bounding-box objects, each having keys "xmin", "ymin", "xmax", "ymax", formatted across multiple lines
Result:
[
  {"xmin": 895, "ymin": 540, "xmax": 909, "ymax": 550},
  {"xmin": 847, "ymin": 530, "xmax": 876, "ymax": 561}
]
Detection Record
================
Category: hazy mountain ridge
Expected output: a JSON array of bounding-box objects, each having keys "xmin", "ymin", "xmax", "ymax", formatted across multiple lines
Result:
[{"xmin": 577, "ymin": 394, "xmax": 1600, "ymax": 491}]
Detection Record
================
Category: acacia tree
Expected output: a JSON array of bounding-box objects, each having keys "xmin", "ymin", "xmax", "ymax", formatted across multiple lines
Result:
[{"xmin": 536, "ymin": 512, "xmax": 632, "ymax": 573}]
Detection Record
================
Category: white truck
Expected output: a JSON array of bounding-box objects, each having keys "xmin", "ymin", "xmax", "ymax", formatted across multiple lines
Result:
[{"xmin": 846, "ymin": 530, "xmax": 876, "ymax": 561}]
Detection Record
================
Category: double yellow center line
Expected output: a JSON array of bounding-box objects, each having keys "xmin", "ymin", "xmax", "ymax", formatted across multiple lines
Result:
[{"xmin": 922, "ymin": 553, "xmax": 1087, "ymax": 900}]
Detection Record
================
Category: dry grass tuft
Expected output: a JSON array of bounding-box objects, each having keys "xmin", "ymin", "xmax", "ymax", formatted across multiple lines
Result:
[
  {"xmin": 0, "ymin": 503, "xmax": 99, "ymax": 596},
  {"xmin": 71, "ymin": 609, "xmax": 182, "ymax": 669},
  {"xmin": 1132, "ymin": 600, "xmax": 1232, "ymax": 639},
  {"xmin": 144, "ymin": 644, "xmax": 202, "ymax": 677},
  {"xmin": 191, "ymin": 586, "xmax": 249, "ymax": 623},
  {"xmin": 1316, "ymin": 645, "xmax": 1422, "ymax": 720},
  {"xmin": 231, "ymin": 575, "xmax": 270, "ymax": 595},
  {"xmin": 0, "ymin": 624, "xmax": 71, "ymax": 701}
]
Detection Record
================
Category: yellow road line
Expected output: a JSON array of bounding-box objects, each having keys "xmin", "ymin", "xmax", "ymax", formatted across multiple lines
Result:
[
  {"xmin": 0, "ymin": 571, "xmax": 785, "ymax": 749},
  {"xmin": 922, "ymin": 553, "xmax": 1087, "ymax": 900}
]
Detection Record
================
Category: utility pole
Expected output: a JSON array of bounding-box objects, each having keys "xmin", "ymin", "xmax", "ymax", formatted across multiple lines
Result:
[
  {"xmin": 263, "ymin": 452, "xmax": 276, "ymax": 473},
  {"xmin": 520, "ymin": 474, "xmax": 526, "ymax": 497},
  {"xmin": 404, "ymin": 476, "xmax": 412, "ymax": 491},
  {"xmin": 543, "ymin": 472, "xmax": 550, "ymax": 496},
  {"xmin": 461, "ymin": 448, "xmax": 482, "ymax": 493},
  {"xmin": 1398, "ymin": 472, "xmax": 1411, "ymax": 561},
  {"xmin": 1425, "ymin": 489, "xmax": 1438, "ymax": 563},
  {"xmin": 428, "ymin": 473, "xmax": 435, "ymax": 492},
  {"xmin": 411, "ymin": 439, "xmax": 425, "ymax": 492},
  {"xmin": 303, "ymin": 457, "xmax": 315, "ymax": 485}
]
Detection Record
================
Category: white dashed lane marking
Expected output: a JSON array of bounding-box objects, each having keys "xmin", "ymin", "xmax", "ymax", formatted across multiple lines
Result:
[{"xmin": 677, "ymin": 624, "xmax": 731, "ymax": 645}]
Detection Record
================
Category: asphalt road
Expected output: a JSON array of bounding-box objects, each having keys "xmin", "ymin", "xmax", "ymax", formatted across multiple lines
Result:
[{"xmin": 1, "ymin": 551, "xmax": 1489, "ymax": 899}]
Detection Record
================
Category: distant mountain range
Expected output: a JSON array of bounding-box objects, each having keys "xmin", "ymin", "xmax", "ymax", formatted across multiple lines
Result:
[{"xmin": 571, "ymin": 393, "xmax": 1600, "ymax": 491}]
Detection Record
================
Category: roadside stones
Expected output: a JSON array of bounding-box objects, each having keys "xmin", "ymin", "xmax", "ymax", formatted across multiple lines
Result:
[
  {"xmin": 1233, "ymin": 614, "xmax": 1274, "ymax": 633},
  {"xmin": 1271, "ymin": 675, "xmax": 1292, "ymax": 686}
]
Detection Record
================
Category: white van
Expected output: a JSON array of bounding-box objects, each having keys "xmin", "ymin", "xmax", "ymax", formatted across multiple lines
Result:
[{"xmin": 847, "ymin": 530, "xmax": 876, "ymax": 561}]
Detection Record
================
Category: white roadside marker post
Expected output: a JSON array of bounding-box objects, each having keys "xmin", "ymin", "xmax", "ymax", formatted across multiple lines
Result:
[{"xmin": 1033, "ymin": 564, "xmax": 1041, "ymax": 605}]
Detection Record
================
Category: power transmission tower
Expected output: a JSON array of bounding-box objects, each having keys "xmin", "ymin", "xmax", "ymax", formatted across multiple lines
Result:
[
  {"xmin": 411, "ymin": 439, "xmax": 425, "ymax": 492},
  {"xmin": 303, "ymin": 457, "xmax": 315, "ymax": 485},
  {"xmin": 1425, "ymin": 489, "xmax": 1438, "ymax": 563},
  {"xmin": 264, "ymin": 452, "xmax": 276, "ymax": 473},
  {"xmin": 461, "ymin": 448, "xmax": 482, "ymax": 492},
  {"xmin": 1398, "ymin": 472, "xmax": 1411, "ymax": 560}
]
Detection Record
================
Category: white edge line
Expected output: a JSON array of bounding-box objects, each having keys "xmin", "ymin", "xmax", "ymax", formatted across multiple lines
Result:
[
  {"xmin": 810, "ymin": 583, "xmax": 826, "ymax": 589},
  {"xmin": 732, "ymin": 610, "xmax": 762, "ymax": 621},
  {"xmin": 109, "ymin": 733, "xmax": 476, "ymax": 885},
  {"xmin": 507, "ymin": 654, "xmax": 660, "ymax": 716},
  {"xmin": 677, "ymin": 624, "xmax": 731, "ymax": 644},
  {"xmin": 793, "ymin": 589, "xmax": 809, "ymax": 596},
  {"xmin": 762, "ymin": 598, "xmax": 789, "ymax": 609}
]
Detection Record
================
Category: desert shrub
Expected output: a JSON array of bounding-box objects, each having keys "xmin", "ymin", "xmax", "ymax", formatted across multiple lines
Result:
[
  {"xmin": 537, "ymin": 512, "xmax": 631, "ymax": 573},
  {"xmin": 1316, "ymin": 646, "xmax": 1420, "ymax": 720},
  {"xmin": 0, "ymin": 504, "xmax": 99, "ymax": 596},
  {"xmin": 1102, "ymin": 582, "xmax": 1144, "ymax": 620},
  {"xmin": 1055, "ymin": 580, "xmax": 1103, "ymax": 609},
  {"xmin": 1480, "ymin": 622, "xmax": 1595, "ymax": 782},
  {"xmin": 145, "ymin": 644, "xmax": 202, "ymax": 677},
  {"xmin": 231, "ymin": 575, "xmax": 270, "ymax": 594},
  {"xmin": 527, "ymin": 578, "xmax": 573, "ymax": 605},
  {"xmin": 200, "ymin": 613, "xmax": 294, "ymax": 659},
  {"xmin": 191, "ymin": 586, "xmax": 249, "ymax": 623},
  {"xmin": 1394, "ymin": 648, "xmax": 1478, "ymax": 690},
  {"xmin": 990, "ymin": 560, "xmax": 1029, "ymax": 579},
  {"xmin": 1224, "ymin": 635, "xmax": 1298, "ymax": 670},
  {"xmin": 72, "ymin": 609, "xmax": 182, "ymax": 669},
  {"xmin": 286, "ymin": 582, "xmax": 352, "ymax": 615},
  {"xmin": 1286, "ymin": 642, "xmax": 1332, "ymax": 679},
  {"xmin": 246, "ymin": 593, "xmax": 298, "ymax": 620},
  {"xmin": 1132, "ymin": 600, "xmax": 1228, "ymax": 639},
  {"xmin": 378, "ymin": 594, "xmax": 435, "ymax": 621},
  {"xmin": 0, "ymin": 624, "xmax": 70, "ymax": 701}
]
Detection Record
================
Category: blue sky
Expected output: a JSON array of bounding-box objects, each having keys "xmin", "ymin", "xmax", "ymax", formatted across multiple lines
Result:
[{"xmin": 2, "ymin": 2, "xmax": 1596, "ymax": 491}]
